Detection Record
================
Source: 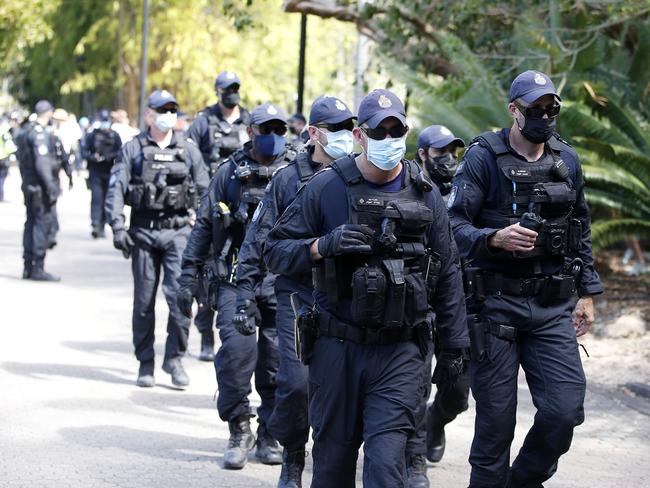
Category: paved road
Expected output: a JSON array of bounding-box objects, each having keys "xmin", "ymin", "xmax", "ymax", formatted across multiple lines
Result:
[{"xmin": 0, "ymin": 168, "xmax": 648, "ymax": 487}]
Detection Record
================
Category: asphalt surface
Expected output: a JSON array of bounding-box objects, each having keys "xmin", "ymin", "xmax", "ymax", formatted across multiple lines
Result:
[{"xmin": 0, "ymin": 167, "xmax": 648, "ymax": 487}]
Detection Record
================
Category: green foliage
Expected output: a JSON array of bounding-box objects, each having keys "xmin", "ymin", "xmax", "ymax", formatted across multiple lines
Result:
[{"xmin": 4, "ymin": 0, "xmax": 359, "ymax": 120}]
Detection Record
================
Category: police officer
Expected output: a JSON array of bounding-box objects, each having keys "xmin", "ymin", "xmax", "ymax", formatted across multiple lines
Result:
[
  {"xmin": 235, "ymin": 95, "xmax": 355, "ymax": 487},
  {"xmin": 16, "ymin": 100, "xmax": 61, "ymax": 281},
  {"xmin": 177, "ymin": 103, "xmax": 296, "ymax": 470},
  {"xmin": 418, "ymin": 125, "xmax": 471, "ymax": 462},
  {"xmin": 83, "ymin": 109, "xmax": 122, "ymax": 238},
  {"xmin": 47, "ymin": 111, "xmax": 73, "ymax": 250},
  {"xmin": 105, "ymin": 89, "xmax": 209, "ymax": 388},
  {"xmin": 186, "ymin": 70, "xmax": 251, "ymax": 361},
  {"xmin": 447, "ymin": 70, "xmax": 603, "ymax": 487},
  {"xmin": 264, "ymin": 89, "xmax": 469, "ymax": 487},
  {"xmin": 397, "ymin": 124, "xmax": 471, "ymax": 488}
]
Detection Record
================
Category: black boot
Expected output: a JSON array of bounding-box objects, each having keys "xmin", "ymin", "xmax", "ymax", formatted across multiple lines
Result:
[
  {"xmin": 277, "ymin": 447, "xmax": 305, "ymax": 488},
  {"xmin": 426, "ymin": 412, "xmax": 446, "ymax": 463},
  {"xmin": 198, "ymin": 330, "xmax": 215, "ymax": 362},
  {"xmin": 162, "ymin": 357, "xmax": 190, "ymax": 388},
  {"xmin": 136, "ymin": 360, "xmax": 155, "ymax": 387},
  {"xmin": 29, "ymin": 261, "xmax": 60, "ymax": 282},
  {"xmin": 255, "ymin": 422, "xmax": 282, "ymax": 465},
  {"xmin": 223, "ymin": 415, "xmax": 256, "ymax": 469},
  {"xmin": 22, "ymin": 261, "xmax": 32, "ymax": 280},
  {"xmin": 406, "ymin": 454, "xmax": 429, "ymax": 488}
]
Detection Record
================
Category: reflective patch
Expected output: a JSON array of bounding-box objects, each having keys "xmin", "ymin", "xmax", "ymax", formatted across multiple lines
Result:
[
  {"xmin": 447, "ymin": 185, "xmax": 458, "ymax": 209},
  {"xmin": 109, "ymin": 173, "xmax": 117, "ymax": 186},
  {"xmin": 251, "ymin": 201, "xmax": 263, "ymax": 223},
  {"xmin": 37, "ymin": 144, "xmax": 48, "ymax": 155}
]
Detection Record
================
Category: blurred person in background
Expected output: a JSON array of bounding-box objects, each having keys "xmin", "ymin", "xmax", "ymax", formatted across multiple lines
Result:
[
  {"xmin": 83, "ymin": 109, "xmax": 122, "ymax": 238},
  {"xmin": 110, "ymin": 109, "xmax": 139, "ymax": 144}
]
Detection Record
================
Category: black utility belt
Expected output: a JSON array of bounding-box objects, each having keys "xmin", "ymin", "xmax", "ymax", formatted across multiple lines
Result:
[
  {"xmin": 130, "ymin": 215, "xmax": 190, "ymax": 230},
  {"xmin": 484, "ymin": 272, "xmax": 576, "ymax": 299},
  {"xmin": 317, "ymin": 309, "xmax": 415, "ymax": 345}
]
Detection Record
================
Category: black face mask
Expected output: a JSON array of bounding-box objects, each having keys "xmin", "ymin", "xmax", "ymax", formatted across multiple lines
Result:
[
  {"xmin": 221, "ymin": 92, "xmax": 240, "ymax": 108},
  {"xmin": 425, "ymin": 153, "xmax": 458, "ymax": 185},
  {"xmin": 520, "ymin": 116, "xmax": 556, "ymax": 144}
]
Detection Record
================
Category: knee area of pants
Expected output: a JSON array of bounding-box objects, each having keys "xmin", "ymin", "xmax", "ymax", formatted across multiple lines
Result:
[{"xmin": 538, "ymin": 404, "xmax": 585, "ymax": 429}]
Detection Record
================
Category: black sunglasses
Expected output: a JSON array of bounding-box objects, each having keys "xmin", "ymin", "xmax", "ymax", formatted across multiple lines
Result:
[
  {"xmin": 314, "ymin": 119, "xmax": 355, "ymax": 133},
  {"xmin": 155, "ymin": 106, "xmax": 178, "ymax": 114},
  {"xmin": 361, "ymin": 125, "xmax": 408, "ymax": 140},
  {"xmin": 222, "ymin": 84, "xmax": 240, "ymax": 93},
  {"xmin": 254, "ymin": 124, "xmax": 287, "ymax": 136},
  {"xmin": 515, "ymin": 102, "xmax": 561, "ymax": 119}
]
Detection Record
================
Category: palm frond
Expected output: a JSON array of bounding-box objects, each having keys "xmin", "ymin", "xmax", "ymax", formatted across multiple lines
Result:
[{"xmin": 591, "ymin": 219, "xmax": 650, "ymax": 250}]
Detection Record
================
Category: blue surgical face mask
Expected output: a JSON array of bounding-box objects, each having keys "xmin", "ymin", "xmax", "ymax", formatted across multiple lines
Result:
[
  {"xmin": 317, "ymin": 128, "xmax": 353, "ymax": 160},
  {"xmin": 154, "ymin": 112, "xmax": 177, "ymax": 132},
  {"xmin": 254, "ymin": 133, "xmax": 285, "ymax": 157},
  {"xmin": 366, "ymin": 135, "xmax": 406, "ymax": 171},
  {"xmin": 99, "ymin": 121, "xmax": 111, "ymax": 130}
]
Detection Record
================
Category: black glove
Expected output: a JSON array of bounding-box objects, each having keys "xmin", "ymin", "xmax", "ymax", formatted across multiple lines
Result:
[
  {"xmin": 176, "ymin": 274, "xmax": 197, "ymax": 319},
  {"xmin": 317, "ymin": 224, "xmax": 374, "ymax": 258},
  {"xmin": 113, "ymin": 229, "xmax": 134, "ymax": 259},
  {"xmin": 432, "ymin": 348, "xmax": 469, "ymax": 385},
  {"xmin": 233, "ymin": 298, "xmax": 260, "ymax": 336}
]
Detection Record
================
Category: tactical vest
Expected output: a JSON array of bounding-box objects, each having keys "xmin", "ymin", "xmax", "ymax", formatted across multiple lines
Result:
[
  {"xmin": 314, "ymin": 157, "xmax": 441, "ymax": 329},
  {"xmin": 205, "ymin": 107, "xmax": 249, "ymax": 175},
  {"xmin": 93, "ymin": 129, "xmax": 118, "ymax": 164},
  {"xmin": 474, "ymin": 131, "xmax": 581, "ymax": 259},
  {"xmin": 294, "ymin": 151, "xmax": 317, "ymax": 192},
  {"xmin": 211, "ymin": 147, "xmax": 295, "ymax": 282},
  {"xmin": 125, "ymin": 135, "xmax": 196, "ymax": 212}
]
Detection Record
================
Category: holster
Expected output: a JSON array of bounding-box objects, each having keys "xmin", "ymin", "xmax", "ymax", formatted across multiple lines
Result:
[
  {"xmin": 468, "ymin": 314, "xmax": 487, "ymax": 363},
  {"xmin": 25, "ymin": 185, "xmax": 43, "ymax": 208},
  {"xmin": 291, "ymin": 293, "xmax": 318, "ymax": 366},
  {"xmin": 463, "ymin": 265, "xmax": 486, "ymax": 303}
]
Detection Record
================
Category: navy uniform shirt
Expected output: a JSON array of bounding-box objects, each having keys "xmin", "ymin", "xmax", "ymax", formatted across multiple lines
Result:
[
  {"xmin": 236, "ymin": 149, "xmax": 322, "ymax": 301},
  {"xmin": 447, "ymin": 128, "xmax": 603, "ymax": 297},
  {"xmin": 264, "ymin": 155, "xmax": 470, "ymax": 350},
  {"xmin": 180, "ymin": 142, "xmax": 295, "ymax": 281},
  {"xmin": 105, "ymin": 130, "xmax": 209, "ymax": 232}
]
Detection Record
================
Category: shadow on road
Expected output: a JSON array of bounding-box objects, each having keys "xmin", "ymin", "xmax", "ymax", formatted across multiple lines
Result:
[
  {"xmin": 1, "ymin": 361, "xmax": 132, "ymax": 385},
  {"xmin": 62, "ymin": 340, "xmax": 132, "ymax": 355},
  {"xmin": 59, "ymin": 425, "xmax": 226, "ymax": 464},
  {"xmin": 128, "ymin": 390, "xmax": 216, "ymax": 413}
]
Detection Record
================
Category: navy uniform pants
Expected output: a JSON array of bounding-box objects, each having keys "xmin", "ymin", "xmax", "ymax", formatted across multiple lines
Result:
[
  {"xmin": 22, "ymin": 189, "xmax": 53, "ymax": 267},
  {"xmin": 406, "ymin": 338, "xmax": 470, "ymax": 457},
  {"xmin": 469, "ymin": 293, "xmax": 586, "ymax": 488},
  {"xmin": 214, "ymin": 279, "xmax": 279, "ymax": 424},
  {"xmin": 266, "ymin": 278, "xmax": 312, "ymax": 450},
  {"xmin": 89, "ymin": 169, "xmax": 110, "ymax": 230},
  {"xmin": 309, "ymin": 334, "xmax": 425, "ymax": 488},
  {"xmin": 130, "ymin": 226, "xmax": 191, "ymax": 364}
]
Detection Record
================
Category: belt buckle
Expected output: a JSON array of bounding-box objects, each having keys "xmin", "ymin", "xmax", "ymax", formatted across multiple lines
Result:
[{"xmin": 520, "ymin": 278, "xmax": 536, "ymax": 296}]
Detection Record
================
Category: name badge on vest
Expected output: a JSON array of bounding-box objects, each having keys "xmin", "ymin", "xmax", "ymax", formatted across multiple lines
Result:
[
  {"xmin": 154, "ymin": 153, "xmax": 175, "ymax": 162},
  {"xmin": 357, "ymin": 197, "xmax": 383, "ymax": 207}
]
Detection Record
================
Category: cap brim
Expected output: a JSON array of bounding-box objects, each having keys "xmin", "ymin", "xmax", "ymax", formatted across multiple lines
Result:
[
  {"xmin": 429, "ymin": 135, "xmax": 465, "ymax": 149},
  {"xmin": 217, "ymin": 80, "xmax": 240, "ymax": 89},
  {"xmin": 149, "ymin": 100, "xmax": 179, "ymax": 109},
  {"xmin": 519, "ymin": 88, "xmax": 561, "ymax": 104},
  {"xmin": 363, "ymin": 110, "xmax": 406, "ymax": 129},
  {"xmin": 252, "ymin": 116, "xmax": 287, "ymax": 126},
  {"xmin": 311, "ymin": 113, "xmax": 356, "ymax": 126}
]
